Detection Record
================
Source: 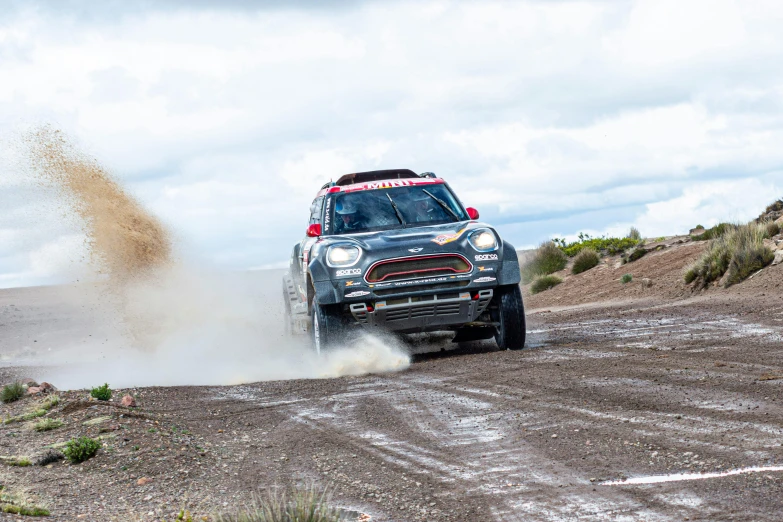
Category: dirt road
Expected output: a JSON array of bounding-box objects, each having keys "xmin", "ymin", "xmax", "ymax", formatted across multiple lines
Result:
[{"xmin": 2, "ymin": 276, "xmax": 783, "ymax": 520}]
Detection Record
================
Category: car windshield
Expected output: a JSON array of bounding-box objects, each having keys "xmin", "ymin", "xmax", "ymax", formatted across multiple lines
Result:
[{"xmin": 326, "ymin": 184, "xmax": 467, "ymax": 235}]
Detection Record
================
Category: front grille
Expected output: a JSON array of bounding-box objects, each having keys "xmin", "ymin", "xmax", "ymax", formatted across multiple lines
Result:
[
  {"xmin": 366, "ymin": 254, "xmax": 472, "ymax": 283},
  {"xmin": 373, "ymin": 282, "xmax": 468, "ymax": 297},
  {"xmin": 385, "ymin": 302, "xmax": 463, "ymax": 322}
]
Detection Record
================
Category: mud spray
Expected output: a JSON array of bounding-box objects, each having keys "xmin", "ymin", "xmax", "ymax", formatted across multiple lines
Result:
[{"xmin": 18, "ymin": 126, "xmax": 410, "ymax": 388}]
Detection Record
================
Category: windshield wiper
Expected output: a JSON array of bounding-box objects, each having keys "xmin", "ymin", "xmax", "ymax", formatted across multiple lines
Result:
[
  {"xmin": 386, "ymin": 193, "xmax": 407, "ymax": 225},
  {"xmin": 422, "ymin": 190, "xmax": 460, "ymax": 222}
]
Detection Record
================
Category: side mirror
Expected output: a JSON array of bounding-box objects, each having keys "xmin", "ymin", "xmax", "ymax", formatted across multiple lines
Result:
[
  {"xmin": 306, "ymin": 223, "xmax": 322, "ymax": 237},
  {"xmin": 466, "ymin": 207, "xmax": 479, "ymax": 220}
]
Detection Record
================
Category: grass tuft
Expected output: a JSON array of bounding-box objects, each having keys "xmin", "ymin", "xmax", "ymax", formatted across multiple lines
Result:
[
  {"xmin": 62, "ymin": 436, "xmax": 101, "ymax": 464},
  {"xmin": 33, "ymin": 418, "xmax": 63, "ymax": 432},
  {"xmin": 685, "ymin": 221, "xmax": 774, "ymax": 288},
  {"xmin": 766, "ymin": 221, "xmax": 781, "ymax": 237},
  {"xmin": 40, "ymin": 395, "xmax": 59, "ymax": 411},
  {"xmin": 530, "ymin": 275, "xmax": 563, "ymax": 294},
  {"xmin": 627, "ymin": 227, "xmax": 642, "ymax": 241},
  {"xmin": 621, "ymin": 274, "xmax": 633, "ymax": 284},
  {"xmin": 215, "ymin": 485, "xmax": 342, "ymax": 522},
  {"xmin": 691, "ymin": 222, "xmax": 734, "ymax": 241},
  {"xmin": 624, "ymin": 247, "xmax": 648, "ymax": 263},
  {"xmin": 4, "ymin": 409, "xmax": 46, "ymax": 425},
  {"xmin": 571, "ymin": 248, "xmax": 600, "ymax": 274},
  {"xmin": 90, "ymin": 383, "xmax": 112, "ymax": 401},
  {"xmin": 521, "ymin": 242, "xmax": 568, "ymax": 283},
  {"xmin": 1, "ymin": 382, "xmax": 25, "ymax": 404},
  {"xmin": 553, "ymin": 234, "xmax": 639, "ymax": 257}
]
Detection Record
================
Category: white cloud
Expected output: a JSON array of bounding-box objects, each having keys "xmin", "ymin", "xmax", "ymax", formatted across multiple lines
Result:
[{"xmin": 2, "ymin": 0, "xmax": 783, "ymax": 287}]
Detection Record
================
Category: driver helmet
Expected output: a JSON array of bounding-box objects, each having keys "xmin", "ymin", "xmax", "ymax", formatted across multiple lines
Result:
[
  {"xmin": 336, "ymin": 199, "xmax": 359, "ymax": 215},
  {"xmin": 410, "ymin": 191, "xmax": 430, "ymax": 202}
]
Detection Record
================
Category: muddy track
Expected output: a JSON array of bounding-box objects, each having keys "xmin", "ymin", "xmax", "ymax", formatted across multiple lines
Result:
[
  {"xmin": 2, "ymin": 288, "xmax": 783, "ymax": 520},
  {"xmin": 147, "ymin": 295, "xmax": 783, "ymax": 521}
]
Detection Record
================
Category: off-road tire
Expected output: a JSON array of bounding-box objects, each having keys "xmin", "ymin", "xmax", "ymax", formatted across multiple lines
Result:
[
  {"xmin": 310, "ymin": 302, "xmax": 343, "ymax": 355},
  {"xmin": 494, "ymin": 284, "xmax": 526, "ymax": 350}
]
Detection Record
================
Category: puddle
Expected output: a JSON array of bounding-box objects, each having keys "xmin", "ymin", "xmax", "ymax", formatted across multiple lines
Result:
[{"xmin": 602, "ymin": 465, "xmax": 783, "ymax": 485}]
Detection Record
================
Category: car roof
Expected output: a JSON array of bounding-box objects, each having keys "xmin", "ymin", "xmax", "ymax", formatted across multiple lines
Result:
[{"xmin": 315, "ymin": 169, "xmax": 444, "ymax": 197}]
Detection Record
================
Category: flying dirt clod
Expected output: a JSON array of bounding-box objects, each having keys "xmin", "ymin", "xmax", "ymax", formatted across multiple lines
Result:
[{"xmin": 24, "ymin": 125, "xmax": 171, "ymax": 283}]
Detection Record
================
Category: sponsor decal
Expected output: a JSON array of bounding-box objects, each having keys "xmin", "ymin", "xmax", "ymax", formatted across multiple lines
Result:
[
  {"xmin": 359, "ymin": 179, "xmax": 414, "ymax": 190},
  {"xmin": 474, "ymin": 276, "xmax": 497, "ymax": 283},
  {"xmin": 324, "ymin": 198, "xmax": 332, "ymax": 232},
  {"xmin": 345, "ymin": 290, "xmax": 371, "ymax": 298},
  {"xmin": 408, "ymin": 247, "xmax": 424, "ymax": 253},
  {"xmin": 345, "ymin": 280, "xmax": 361, "ymax": 287},
  {"xmin": 475, "ymin": 253, "xmax": 499, "ymax": 261},
  {"xmin": 478, "ymin": 266, "xmax": 494, "ymax": 272},
  {"xmin": 431, "ymin": 227, "xmax": 468, "ymax": 246},
  {"xmin": 335, "ymin": 268, "xmax": 362, "ymax": 277}
]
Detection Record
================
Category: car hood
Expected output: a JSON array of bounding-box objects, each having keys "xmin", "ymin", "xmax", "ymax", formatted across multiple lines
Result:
[{"xmin": 317, "ymin": 220, "xmax": 497, "ymax": 259}]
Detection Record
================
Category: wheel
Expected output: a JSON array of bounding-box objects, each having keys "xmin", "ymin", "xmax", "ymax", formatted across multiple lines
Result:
[
  {"xmin": 493, "ymin": 285, "xmax": 526, "ymax": 350},
  {"xmin": 310, "ymin": 302, "xmax": 343, "ymax": 355}
]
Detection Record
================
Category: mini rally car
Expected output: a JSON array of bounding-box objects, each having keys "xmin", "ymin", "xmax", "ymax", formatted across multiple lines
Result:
[{"xmin": 282, "ymin": 169, "xmax": 525, "ymax": 353}]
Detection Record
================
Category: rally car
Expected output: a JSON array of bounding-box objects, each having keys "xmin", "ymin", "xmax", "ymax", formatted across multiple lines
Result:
[{"xmin": 282, "ymin": 169, "xmax": 525, "ymax": 353}]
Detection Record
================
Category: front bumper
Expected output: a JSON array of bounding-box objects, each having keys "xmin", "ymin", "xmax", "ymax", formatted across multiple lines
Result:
[{"xmin": 348, "ymin": 289, "xmax": 493, "ymax": 333}]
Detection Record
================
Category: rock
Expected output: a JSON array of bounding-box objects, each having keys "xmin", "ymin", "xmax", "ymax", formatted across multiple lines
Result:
[
  {"xmin": 120, "ymin": 395, "xmax": 136, "ymax": 407},
  {"xmin": 689, "ymin": 227, "xmax": 705, "ymax": 236},
  {"xmin": 772, "ymin": 250, "xmax": 783, "ymax": 266},
  {"xmin": 21, "ymin": 378, "xmax": 38, "ymax": 387},
  {"xmin": 137, "ymin": 477, "xmax": 152, "ymax": 486},
  {"xmin": 38, "ymin": 382, "xmax": 57, "ymax": 393},
  {"xmin": 26, "ymin": 386, "xmax": 41, "ymax": 395},
  {"xmin": 640, "ymin": 278, "xmax": 653, "ymax": 288}
]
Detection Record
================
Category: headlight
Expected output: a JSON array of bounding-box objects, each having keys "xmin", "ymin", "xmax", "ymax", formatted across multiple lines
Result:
[
  {"xmin": 327, "ymin": 245, "xmax": 361, "ymax": 266},
  {"xmin": 469, "ymin": 230, "xmax": 498, "ymax": 251}
]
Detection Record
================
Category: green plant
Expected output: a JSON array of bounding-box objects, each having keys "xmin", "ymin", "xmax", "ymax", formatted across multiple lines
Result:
[
  {"xmin": 40, "ymin": 395, "xmax": 59, "ymax": 411},
  {"xmin": 215, "ymin": 485, "xmax": 342, "ymax": 522},
  {"xmin": 571, "ymin": 248, "xmax": 600, "ymax": 274},
  {"xmin": 621, "ymin": 274, "xmax": 633, "ymax": 284},
  {"xmin": 691, "ymin": 222, "xmax": 735, "ymax": 241},
  {"xmin": 766, "ymin": 221, "xmax": 781, "ymax": 237},
  {"xmin": 1, "ymin": 502, "xmax": 49, "ymax": 516},
  {"xmin": 0, "ymin": 456, "xmax": 31, "ymax": 467},
  {"xmin": 4, "ymin": 409, "xmax": 46, "ymax": 424},
  {"xmin": 62, "ymin": 436, "xmax": 101, "ymax": 464},
  {"xmin": 90, "ymin": 383, "xmax": 112, "ymax": 401},
  {"xmin": 625, "ymin": 247, "xmax": 648, "ymax": 263},
  {"xmin": 530, "ymin": 275, "xmax": 563, "ymax": 294},
  {"xmin": 33, "ymin": 418, "xmax": 63, "ymax": 432},
  {"xmin": 685, "ymin": 221, "xmax": 774, "ymax": 288},
  {"xmin": 555, "ymin": 233, "xmax": 639, "ymax": 257},
  {"xmin": 627, "ymin": 227, "xmax": 642, "ymax": 241},
  {"xmin": 521, "ymin": 241, "xmax": 568, "ymax": 283},
  {"xmin": 1, "ymin": 382, "xmax": 25, "ymax": 404}
]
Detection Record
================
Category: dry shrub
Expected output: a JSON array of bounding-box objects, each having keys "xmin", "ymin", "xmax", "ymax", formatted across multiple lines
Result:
[
  {"xmin": 530, "ymin": 275, "xmax": 562, "ymax": 294},
  {"xmin": 572, "ymin": 248, "xmax": 600, "ymax": 274},
  {"xmin": 521, "ymin": 242, "xmax": 567, "ymax": 283},
  {"xmin": 627, "ymin": 227, "xmax": 642, "ymax": 241},
  {"xmin": 766, "ymin": 221, "xmax": 781, "ymax": 237},
  {"xmin": 684, "ymin": 221, "xmax": 774, "ymax": 288},
  {"xmin": 215, "ymin": 485, "xmax": 341, "ymax": 522}
]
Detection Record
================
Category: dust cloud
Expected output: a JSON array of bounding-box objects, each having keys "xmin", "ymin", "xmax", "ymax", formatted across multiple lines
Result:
[{"xmin": 16, "ymin": 126, "xmax": 410, "ymax": 389}]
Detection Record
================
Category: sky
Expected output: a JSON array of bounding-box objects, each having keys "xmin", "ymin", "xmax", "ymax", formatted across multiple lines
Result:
[{"xmin": 1, "ymin": 0, "xmax": 783, "ymax": 288}]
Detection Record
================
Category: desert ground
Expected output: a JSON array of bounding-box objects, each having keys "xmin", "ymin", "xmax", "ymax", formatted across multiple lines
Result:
[{"xmin": 1, "ymin": 238, "xmax": 783, "ymax": 521}]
